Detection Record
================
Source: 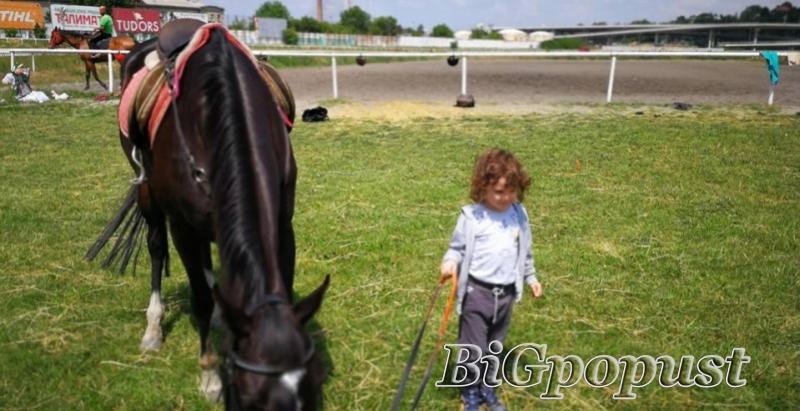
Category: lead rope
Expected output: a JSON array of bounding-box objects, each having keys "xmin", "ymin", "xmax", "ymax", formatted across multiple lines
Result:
[{"xmin": 391, "ymin": 273, "xmax": 457, "ymax": 411}]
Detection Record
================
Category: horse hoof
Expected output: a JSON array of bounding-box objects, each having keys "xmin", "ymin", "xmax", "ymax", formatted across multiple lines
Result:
[
  {"xmin": 200, "ymin": 369, "xmax": 223, "ymax": 402},
  {"xmin": 140, "ymin": 335, "xmax": 163, "ymax": 352}
]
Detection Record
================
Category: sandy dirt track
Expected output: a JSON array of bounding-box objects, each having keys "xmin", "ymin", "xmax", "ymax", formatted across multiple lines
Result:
[{"xmin": 277, "ymin": 59, "xmax": 800, "ymax": 113}]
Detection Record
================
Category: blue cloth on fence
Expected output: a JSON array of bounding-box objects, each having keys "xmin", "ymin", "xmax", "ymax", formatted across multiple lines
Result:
[{"xmin": 761, "ymin": 51, "xmax": 780, "ymax": 85}]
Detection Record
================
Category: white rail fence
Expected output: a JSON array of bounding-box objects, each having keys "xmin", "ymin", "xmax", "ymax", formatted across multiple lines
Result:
[{"xmin": 0, "ymin": 49, "xmax": 789, "ymax": 104}]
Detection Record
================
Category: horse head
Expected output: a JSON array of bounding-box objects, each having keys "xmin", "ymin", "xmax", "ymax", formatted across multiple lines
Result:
[
  {"xmin": 48, "ymin": 28, "xmax": 62, "ymax": 49},
  {"xmin": 213, "ymin": 275, "xmax": 330, "ymax": 410}
]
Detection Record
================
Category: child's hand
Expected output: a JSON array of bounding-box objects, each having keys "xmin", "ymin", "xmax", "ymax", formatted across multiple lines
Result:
[
  {"xmin": 529, "ymin": 281, "xmax": 542, "ymax": 299},
  {"xmin": 440, "ymin": 260, "xmax": 457, "ymax": 280}
]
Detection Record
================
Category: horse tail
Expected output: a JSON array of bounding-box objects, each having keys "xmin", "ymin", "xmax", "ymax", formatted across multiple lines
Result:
[{"xmin": 85, "ymin": 184, "xmax": 147, "ymax": 275}]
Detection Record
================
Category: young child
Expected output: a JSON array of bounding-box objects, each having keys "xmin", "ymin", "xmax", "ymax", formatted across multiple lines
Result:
[{"xmin": 440, "ymin": 148, "xmax": 543, "ymax": 411}]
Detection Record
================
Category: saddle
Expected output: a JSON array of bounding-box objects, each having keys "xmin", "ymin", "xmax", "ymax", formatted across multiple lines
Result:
[
  {"xmin": 157, "ymin": 18, "xmax": 205, "ymax": 60},
  {"xmin": 90, "ymin": 37, "xmax": 111, "ymax": 50}
]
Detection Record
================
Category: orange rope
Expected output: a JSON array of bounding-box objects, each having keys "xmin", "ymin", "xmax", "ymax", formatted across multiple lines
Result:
[
  {"xmin": 392, "ymin": 273, "xmax": 460, "ymax": 411},
  {"xmin": 436, "ymin": 273, "xmax": 458, "ymax": 347}
]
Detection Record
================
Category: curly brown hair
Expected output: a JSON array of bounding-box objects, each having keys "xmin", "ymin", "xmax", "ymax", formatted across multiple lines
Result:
[{"xmin": 469, "ymin": 148, "xmax": 532, "ymax": 203}]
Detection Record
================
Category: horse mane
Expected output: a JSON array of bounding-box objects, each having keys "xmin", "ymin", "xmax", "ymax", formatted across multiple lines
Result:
[
  {"xmin": 192, "ymin": 29, "xmax": 286, "ymax": 310},
  {"xmin": 58, "ymin": 29, "xmax": 89, "ymax": 38}
]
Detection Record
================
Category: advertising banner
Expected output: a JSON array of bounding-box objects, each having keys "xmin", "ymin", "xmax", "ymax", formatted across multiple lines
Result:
[
  {"xmin": 0, "ymin": 1, "xmax": 44, "ymax": 30},
  {"xmin": 255, "ymin": 17, "xmax": 286, "ymax": 39},
  {"xmin": 162, "ymin": 11, "xmax": 208, "ymax": 23},
  {"xmin": 51, "ymin": 4, "xmax": 102, "ymax": 32},
  {"xmin": 113, "ymin": 8, "xmax": 161, "ymax": 34}
]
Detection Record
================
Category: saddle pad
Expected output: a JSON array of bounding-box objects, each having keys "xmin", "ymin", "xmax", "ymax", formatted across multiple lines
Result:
[
  {"xmin": 118, "ymin": 66, "xmax": 149, "ymax": 139},
  {"xmin": 118, "ymin": 57, "xmax": 168, "ymax": 145},
  {"xmin": 119, "ymin": 23, "xmax": 293, "ymax": 145}
]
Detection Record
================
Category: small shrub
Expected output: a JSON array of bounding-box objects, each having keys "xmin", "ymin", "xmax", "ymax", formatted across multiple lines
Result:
[
  {"xmin": 282, "ymin": 28, "xmax": 298, "ymax": 45},
  {"xmin": 33, "ymin": 23, "xmax": 46, "ymax": 39}
]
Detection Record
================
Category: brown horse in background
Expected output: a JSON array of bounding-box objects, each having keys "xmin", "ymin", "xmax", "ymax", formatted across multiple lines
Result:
[
  {"xmin": 84, "ymin": 22, "xmax": 328, "ymax": 409},
  {"xmin": 48, "ymin": 28, "xmax": 136, "ymax": 91}
]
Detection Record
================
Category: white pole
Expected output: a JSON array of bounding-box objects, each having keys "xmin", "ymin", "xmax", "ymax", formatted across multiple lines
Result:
[
  {"xmin": 461, "ymin": 56, "xmax": 467, "ymax": 95},
  {"xmin": 10, "ymin": 51, "xmax": 14, "ymax": 70},
  {"xmin": 607, "ymin": 55, "xmax": 617, "ymax": 103},
  {"xmin": 332, "ymin": 56, "xmax": 338, "ymax": 99},
  {"xmin": 108, "ymin": 53, "xmax": 114, "ymax": 94},
  {"xmin": 31, "ymin": 53, "xmax": 35, "ymax": 71},
  {"xmin": 768, "ymin": 84, "xmax": 774, "ymax": 105}
]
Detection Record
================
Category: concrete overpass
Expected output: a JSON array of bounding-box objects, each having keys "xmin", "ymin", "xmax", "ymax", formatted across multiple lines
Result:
[{"xmin": 503, "ymin": 23, "xmax": 800, "ymax": 48}]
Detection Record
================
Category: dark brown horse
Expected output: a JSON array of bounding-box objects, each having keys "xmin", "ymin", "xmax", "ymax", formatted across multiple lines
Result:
[
  {"xmin": 48, "ymin": 28, "xmax": 136, "ymax": 90},
  {"xmin": 85, "ymin": 23, "xmax": 329, "ymax": 409}
]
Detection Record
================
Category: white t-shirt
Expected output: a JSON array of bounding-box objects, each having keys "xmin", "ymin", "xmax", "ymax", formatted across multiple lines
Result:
[{"xmin": 468, "ymin": 204, "xmax": 520, "ymax": 285}]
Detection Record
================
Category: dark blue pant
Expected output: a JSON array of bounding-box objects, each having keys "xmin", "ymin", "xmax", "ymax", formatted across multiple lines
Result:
[{"xmin": 457, "ymin": 277, "xmax": 515, "ymax": 391}]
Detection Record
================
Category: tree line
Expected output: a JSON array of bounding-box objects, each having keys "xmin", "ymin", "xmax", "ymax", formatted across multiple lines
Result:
[
  {"xmin": 230, "ymin": 1, "xmax": 503, "ymax": 40},
  {"xmin": 239, "ymin": 1, "xmax": 800, "ymax": 40},
  {"xmin": 592, "ymin": 2, "xmax": 800, "ymax": 25}
]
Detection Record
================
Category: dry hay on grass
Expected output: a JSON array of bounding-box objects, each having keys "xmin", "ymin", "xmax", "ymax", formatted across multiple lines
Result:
[
  {"xmin": 319, "ymin": 100, "xmax": 616, "ymax": 123},
  {"xmin": 307, "ymin": 100, "xmax": 788, "ymax": 124}
]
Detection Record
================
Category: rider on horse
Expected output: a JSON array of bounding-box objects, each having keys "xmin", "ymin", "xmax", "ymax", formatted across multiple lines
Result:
[{"xmin": 89, "ymin": 6, "xmax": 114, "ymax": 59}]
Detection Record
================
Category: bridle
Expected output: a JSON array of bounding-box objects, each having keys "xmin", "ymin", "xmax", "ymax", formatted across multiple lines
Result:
[{"xmin": 222, "ymin": 294, "xmax": 317, "ymax": 411}]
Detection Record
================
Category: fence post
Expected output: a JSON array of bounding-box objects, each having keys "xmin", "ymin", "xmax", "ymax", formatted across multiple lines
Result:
[
  {"xmin": 31, "ymin": 53, "xmax": 35, "ymax": 71},
  {"xmin": 768, "ymin": 84, "xmax": 774, "ymax": 105},
  {"xmin": 108, "ymin": 52, "xmax": 114, "ymax": 94},
  {"xmin": 461, "ymin": 56, "xmax": 467, "ymax": 95},
  {"xmin": 332, "ymin": 56, "xmax": 338, "ymax": 99},
  {"xmin": 606, "ymin": 55, "xmax": 617, "ymax": 103}
]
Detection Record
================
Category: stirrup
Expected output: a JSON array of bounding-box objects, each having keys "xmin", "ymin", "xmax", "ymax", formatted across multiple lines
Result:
[{"xmin": 130, "ymin": 146, "xmax": 147, "ymax": 185}]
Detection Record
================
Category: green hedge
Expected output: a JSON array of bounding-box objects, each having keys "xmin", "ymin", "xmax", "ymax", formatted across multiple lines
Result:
[{"xmin": 540, "ymin": 38, "xmax": 590, "ymax": 50}]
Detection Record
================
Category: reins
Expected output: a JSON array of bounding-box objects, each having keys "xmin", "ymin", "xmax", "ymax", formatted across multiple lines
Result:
[
  {"xmin": 391, "ymin": 273, "xmax": 457, "ymax": 411},
  {"xmin": 163, "ymin": 56, "xmax": 210, "ymax": 197}
]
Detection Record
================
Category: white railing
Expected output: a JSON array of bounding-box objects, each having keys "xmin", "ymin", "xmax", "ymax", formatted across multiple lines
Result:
[
  {"xmin": 249, "ymin": 50, "xmax": 789, "ymax": 105},
  {"xmin": 0, "ymin": 48, "xmax": 125, "ymax": 93},
  {"xmin": 0, "ymin": 49, "xmax": 789, "ymax": 104}
]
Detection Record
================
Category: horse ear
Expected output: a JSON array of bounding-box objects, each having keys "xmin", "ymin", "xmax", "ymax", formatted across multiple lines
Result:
[
  {"xmin": 294, "ymin": 274, "xmax": 330, "ymax": 325},
  {"xmin": 211, "ymin": 280, "xmax": 249, "ymax": 337}
]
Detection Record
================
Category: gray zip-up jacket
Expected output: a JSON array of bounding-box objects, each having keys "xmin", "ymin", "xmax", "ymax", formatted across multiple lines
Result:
[{"xmin": 442, "ymin": 202, "xmax": 538, "ymax": 315}]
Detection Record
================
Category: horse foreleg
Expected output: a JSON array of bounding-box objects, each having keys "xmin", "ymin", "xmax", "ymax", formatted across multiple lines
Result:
[
  {"xmin": 139, "ymin": 184, "xmax": 169, "ymax": 352},
  {"xmin": 91, "ymin": 63, "xmax": 108, "ymax": 91},
  {"xmin": 170, "ymin": 219, "xmax": 221, "ymax": 402},
  {"xmin": 84, "ymin": 64, "xmax": 91, "ymax": 90}
]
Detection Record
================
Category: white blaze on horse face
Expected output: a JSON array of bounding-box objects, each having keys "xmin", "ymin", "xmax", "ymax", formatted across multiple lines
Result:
[{"xmin": 280, "ymin": 368, "xmax": 306, "ymax": 410}]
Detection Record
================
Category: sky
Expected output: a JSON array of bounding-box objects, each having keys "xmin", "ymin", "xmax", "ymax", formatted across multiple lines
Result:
[{"xmin": 201, "ymin": 0, "xmax": 784, "ymax": 31}]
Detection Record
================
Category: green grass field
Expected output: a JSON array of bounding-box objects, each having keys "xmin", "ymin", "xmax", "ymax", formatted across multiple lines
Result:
[{"xmin": 0, "ymin": 98, "xmax": 798, "ymax": 410}]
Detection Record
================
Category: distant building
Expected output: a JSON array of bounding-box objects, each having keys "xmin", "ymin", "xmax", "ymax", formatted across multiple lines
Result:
[
  {"xmin": 497, "ymin": 29, "xmax": 527, "ymax": 42},
  {"xmin": 138, "ymin": 0, "xmax": 224, "ymax": 24},
  {"xmin": 454, "ymin": 30, "xmax": 471, "ymax": 40}
]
